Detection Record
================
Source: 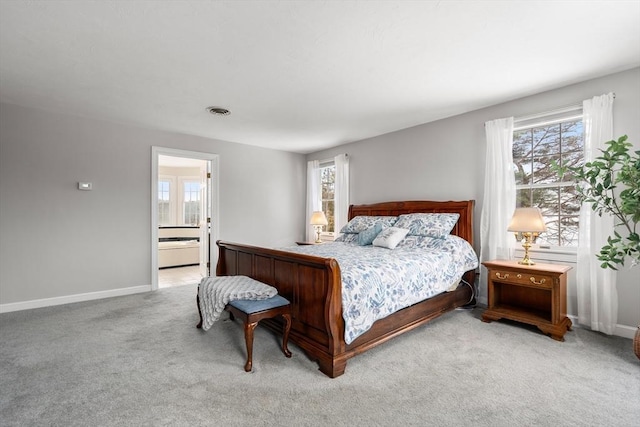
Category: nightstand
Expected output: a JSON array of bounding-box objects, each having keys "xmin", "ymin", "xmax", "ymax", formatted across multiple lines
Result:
[{"xmin": 481, "ymin": 259, "xmax": 572, "ymax": 341}]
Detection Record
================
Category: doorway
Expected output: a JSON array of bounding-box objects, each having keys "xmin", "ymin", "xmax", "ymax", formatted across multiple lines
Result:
[{"xmin": 151, "ymin": 147, "xmax": 219, "ymax": 291}]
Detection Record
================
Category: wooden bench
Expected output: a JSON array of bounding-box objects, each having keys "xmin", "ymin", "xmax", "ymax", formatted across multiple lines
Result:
[{"xmin": 225, "ymin": 295, "xmax": 292, "ymax": 372}]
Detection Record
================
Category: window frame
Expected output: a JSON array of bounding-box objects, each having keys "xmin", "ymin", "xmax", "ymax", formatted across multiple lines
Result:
[
  {"xmin": 178, "ymin": 176, "xmax": 201, "ymax": 226},
  {"xmin": 512, "ymin": 108, "xmax": 584, "ymax": 252},
  {"xmin": 319, "ymin": 160, "xmax": 336, "ymax": 238},
  {"xmin": 158, "ymin": 175, "xmax": 176, "ymax": 226}
]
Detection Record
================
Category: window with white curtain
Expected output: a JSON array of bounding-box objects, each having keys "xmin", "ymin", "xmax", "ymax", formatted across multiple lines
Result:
[
  {"xmin": 307, "ymin": 154, "xmax": 348, "ymax": 242},
  {"xmin": 513, "ymin": 110, "xmax": 584, "ymax": 248},
  {"xmin": 320, "ymin": 161, "xmax": 336, "ymax": 234}
]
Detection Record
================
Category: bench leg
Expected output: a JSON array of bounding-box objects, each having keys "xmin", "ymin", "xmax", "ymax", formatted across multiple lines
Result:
[
  {"xmin": 282, "ymin": 313, "xmax": 292, "ymax": 358},
  {"xmin": 243, "ymin": 321, "xmax": 258, "ymax": 372},
  {"xmin": 196, "ymin": 293, "xmax": 203, "ymax": 329}
]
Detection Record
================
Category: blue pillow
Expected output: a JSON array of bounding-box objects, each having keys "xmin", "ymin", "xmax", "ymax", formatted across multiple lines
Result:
[{"xmin": 357, "ymin": 222, "xmax": 383, "ymax": 246}]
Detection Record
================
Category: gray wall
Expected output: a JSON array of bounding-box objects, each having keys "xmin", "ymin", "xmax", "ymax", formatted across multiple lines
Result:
[
  {"xmin": 308, "ymin": 67, "xmax": 640, "ymax": 329},
  {"xmin": 0, "ymin": 103, "xmax": 306, "ymax": 305}
]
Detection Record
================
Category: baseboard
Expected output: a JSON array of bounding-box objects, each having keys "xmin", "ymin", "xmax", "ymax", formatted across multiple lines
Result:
[
  {"xmin": 614, "ymin": 323, "xmax": 638, "ymax": 340},
  {"xmin": 0, "ymin": 285, "xmax": 152, "ymax": 313}
]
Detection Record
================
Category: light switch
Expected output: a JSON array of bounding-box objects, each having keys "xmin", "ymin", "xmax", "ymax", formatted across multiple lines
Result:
[{"xmin": 78, "ymin": 182, "xmax": 92, "ymax": 191}]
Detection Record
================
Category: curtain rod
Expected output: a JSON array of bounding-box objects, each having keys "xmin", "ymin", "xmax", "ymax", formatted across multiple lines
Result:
[
  {"xmin": 514, "ymin": 92, "xmax": 616, "ymax": 124},
  {"xmin": 514, "ymin": 104, "xmax": 582, "ymax": 123}
]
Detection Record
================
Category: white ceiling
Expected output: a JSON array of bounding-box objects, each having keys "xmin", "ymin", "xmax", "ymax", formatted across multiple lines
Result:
[{"xmin": 1, "ymin": 1, "xmax": 639, "ymax": 154}]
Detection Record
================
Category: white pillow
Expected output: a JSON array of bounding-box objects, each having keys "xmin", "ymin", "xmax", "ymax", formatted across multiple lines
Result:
[{"xmin": 372, "ymin": 227, "xmax": 409, "ymax": 249}]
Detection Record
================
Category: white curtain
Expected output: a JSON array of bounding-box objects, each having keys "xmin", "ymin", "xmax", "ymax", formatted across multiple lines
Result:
[
  {"xmin": 577, "ymin": 93, "xmax": 617, "ymax": 334},
  {"xmin": 334, "ymin": 154, "xmax": 350, "ymax": 235},
  {"xmin": 479, "ymin": 117, "xmax": 516, "ymax": 302},
  {"xmin": 306, "ymin": 160, "xmax": 321, "ymax": 242}
]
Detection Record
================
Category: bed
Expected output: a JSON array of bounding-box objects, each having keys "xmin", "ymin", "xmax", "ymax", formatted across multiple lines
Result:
[{"xmin": 215, "ymin": 200, "xmax": 478, "ymax": 378}]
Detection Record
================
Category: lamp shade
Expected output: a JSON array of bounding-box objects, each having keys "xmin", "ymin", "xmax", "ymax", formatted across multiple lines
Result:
[
  {"xmin": 508, "ymin": 207, "xmax": 547, "ymax": 232},
  {"xmin": 310, "ymin": 211, "xmax": 328, "ymax": 226}
]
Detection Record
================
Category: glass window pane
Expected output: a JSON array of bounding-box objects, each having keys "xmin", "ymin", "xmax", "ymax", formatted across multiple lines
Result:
[
  {"xmin": 533, "ymin": 124, "xmax": 561, "ymax": 156},
  {"xmin": 183, "ymin": 181, "xmax": 200, "ymax": 225},
  {"xmin": 158, "ymin": 180, "xmax": 171, "ymax": 226},
  {"xmin": 514, "ymin": 160, "xmax": 532, "ymax": 186},
  {"xmin": 513, "ymin": 130, "xmax": 532, "ymax": 159},
  {"xmin": 516, "ymin": 189, "xmax": 531, "ymax": 208},
  {"xmin": 560, "ymin": 186, "xmax": 581, "ymax": 216},
  {"xmin": 561, "ymin": 120, "xmax": 584, "ymax": 154},
  {"xmin": 560, "ymin": 149, "xmax": 584, "ymax": 176},
  {"xmin": 535, "ymin": 187, "xmax": 559, "ymax": 214},
  {"xmin": 559, "ymin": 216, "xmax": 579, "ymax": 247},
  {"xmin": 532, "ymin": 154, "xmax": 561, "ymax": 184},
  {"xmin": 320, "ymin": 165, "xmax": 336, "ymax": 233}
]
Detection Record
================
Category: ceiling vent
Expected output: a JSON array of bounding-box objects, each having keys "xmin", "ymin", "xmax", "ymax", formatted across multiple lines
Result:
[{"xmin": 206, "ymin": 106, "xmax": 230, "ymax": 116}]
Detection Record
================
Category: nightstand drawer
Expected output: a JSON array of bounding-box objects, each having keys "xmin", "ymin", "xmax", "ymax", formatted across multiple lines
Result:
[{"xmin": 491, "ymin": 269, "xmax": 553, "ymax": 289}]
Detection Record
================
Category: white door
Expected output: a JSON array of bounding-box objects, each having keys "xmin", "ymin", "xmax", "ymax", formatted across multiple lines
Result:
[
  {"xmin": 152, "ymin": 147, "xmax": 218, "ymax": 291},
  {"xmin": 199, "ymin": 164, "xmax": 210, "ymax": 278}
]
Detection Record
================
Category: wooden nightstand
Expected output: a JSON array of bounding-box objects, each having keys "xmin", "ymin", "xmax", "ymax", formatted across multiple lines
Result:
[{"xmin": 481, "ymin": 259, "xmax": 572, "ymax": 341}]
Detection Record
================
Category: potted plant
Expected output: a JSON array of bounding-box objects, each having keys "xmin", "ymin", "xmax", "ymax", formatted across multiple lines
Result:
[{"xmin": 555, "ymin": 135, "xmax": 639, "ymax": 358}]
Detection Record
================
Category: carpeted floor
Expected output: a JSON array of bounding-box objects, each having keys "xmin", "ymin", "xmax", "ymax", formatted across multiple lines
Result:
[{"xmin": 1, "ymin": 283, "xmax": 638, "ymax": 426}]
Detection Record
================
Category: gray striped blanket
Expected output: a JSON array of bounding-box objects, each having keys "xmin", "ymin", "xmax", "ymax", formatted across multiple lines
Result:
[{"xmin": 197, "ymin": 275, "xmax": 277, "ymax": 331}]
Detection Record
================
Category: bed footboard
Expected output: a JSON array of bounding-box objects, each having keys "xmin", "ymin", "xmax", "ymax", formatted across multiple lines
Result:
[{"xmin": 215, "ymin": 240, "xmax": 347, "ymax": 375}]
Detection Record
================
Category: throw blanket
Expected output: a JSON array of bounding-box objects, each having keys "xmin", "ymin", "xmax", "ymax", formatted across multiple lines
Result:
[{"xmin": 198, "ymin": 276, "xmax": 277, "ymax": 331}]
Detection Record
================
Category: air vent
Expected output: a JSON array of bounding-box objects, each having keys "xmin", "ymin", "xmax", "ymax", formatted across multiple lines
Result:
[{"xmin": 206, "ymin": 106, "xmax": 230, "ymax": 116}]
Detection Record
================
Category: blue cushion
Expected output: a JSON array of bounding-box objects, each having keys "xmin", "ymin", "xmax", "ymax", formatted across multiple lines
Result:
[
  {"xmin": 357, "ymin": 222, "xmax": 383, "ymax": 246},
  {"xmin": 228, "ymin": 295, "xmax": 290, "ymax": 314}
]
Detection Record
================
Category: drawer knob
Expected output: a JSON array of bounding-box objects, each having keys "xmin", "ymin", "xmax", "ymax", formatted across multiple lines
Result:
[
  {"xmin": 496, "ymin": 272, "xmax": 509, "ymax": 280},
  {"xmin": 530, "ymin": 277, "xmax": 546, "ymax": 285}
]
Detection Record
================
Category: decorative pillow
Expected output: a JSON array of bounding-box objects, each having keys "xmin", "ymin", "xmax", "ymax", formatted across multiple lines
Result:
[
  {"xmin": 372, "ymin": 227, "xmax": 409, "ymax": 249},
  {"xmin": 340, "ymin": 216, "xmax": 398, "ymax": 234},
  {"xmin": 357, "ymin": 222, "xmax": 383, "ymax": 246},
  {"xmin": 393, "ymin": 213, "xmax": 460, "ymax": 239}
]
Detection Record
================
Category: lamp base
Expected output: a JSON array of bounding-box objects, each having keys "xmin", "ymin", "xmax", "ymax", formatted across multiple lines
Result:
[
  {"xmin": 518, "ymin": 236, "xmax": 536, "ymax": 265},
  {"xmin": 314, "ymin": 226, "xmax": 322, "ymax": 244}
]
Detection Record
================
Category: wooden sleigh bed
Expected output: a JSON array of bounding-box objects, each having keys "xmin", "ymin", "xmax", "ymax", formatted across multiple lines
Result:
[{"xmin": 215, "ymin": 200, "xmax": 477, "ymax": 378}]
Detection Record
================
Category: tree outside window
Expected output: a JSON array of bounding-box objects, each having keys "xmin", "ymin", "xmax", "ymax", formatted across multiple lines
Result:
[
  {"xmin": 513, "ymin": 119, "xmax": 584, "ymax": 247},
  {"xmin": 321, "ymin": 164, "xmax": 336, "ymax": 233}
]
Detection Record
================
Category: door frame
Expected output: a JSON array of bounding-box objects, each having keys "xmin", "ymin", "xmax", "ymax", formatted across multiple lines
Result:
[{"xmin": 151, "ymin": 146, "xmax": 220, "ymax": 291}]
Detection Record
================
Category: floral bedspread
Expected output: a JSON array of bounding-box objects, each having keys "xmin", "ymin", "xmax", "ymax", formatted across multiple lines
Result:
[{"xmin": 283, "ymin": 235, "xmax": 478, "ymax": 344}]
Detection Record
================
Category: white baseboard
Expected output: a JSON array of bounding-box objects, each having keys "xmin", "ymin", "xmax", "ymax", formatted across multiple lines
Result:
[
  {"xmin": 614, "ymin": 323, "xmax": 638, "ymax": 340},
  {"xmin": 0, "ymin": 285, "xmax": 151, "ymax": 313}
]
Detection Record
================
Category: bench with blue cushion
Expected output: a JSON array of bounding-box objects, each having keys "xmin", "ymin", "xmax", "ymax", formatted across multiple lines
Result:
[{"xmin": 226, "ymin": 294, "xmax": 292, "ymax": 372}]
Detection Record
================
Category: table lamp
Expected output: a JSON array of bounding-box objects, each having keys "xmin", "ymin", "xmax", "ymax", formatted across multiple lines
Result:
[
  {"xmin": 310, "ymin": 211, "xmax": 328, "ymax": 243},
  {"xmin": 508, "ymin": 207, "xmax": 547, "ymax": 265}
]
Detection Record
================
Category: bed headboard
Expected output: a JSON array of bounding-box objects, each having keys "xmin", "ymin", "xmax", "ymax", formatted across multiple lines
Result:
[{"xmin": 348, "ymin": 200, "xmax": 475, "ymax": 247}]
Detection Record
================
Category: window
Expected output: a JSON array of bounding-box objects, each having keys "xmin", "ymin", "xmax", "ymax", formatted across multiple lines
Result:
[
  {"xmin": 320, "ymin": 162, "xmax": 336, "ymax": 233},
  {"xmin": 158, "ymin": 179, "xmax": 173, "ymax": 226},
  {"xmin": 183, "ymin": 181, "xmax": 201, "ymax": 225},
  {"xmin": 513, "ymin": 117, "xmax": 584, "ymax": 247}
]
